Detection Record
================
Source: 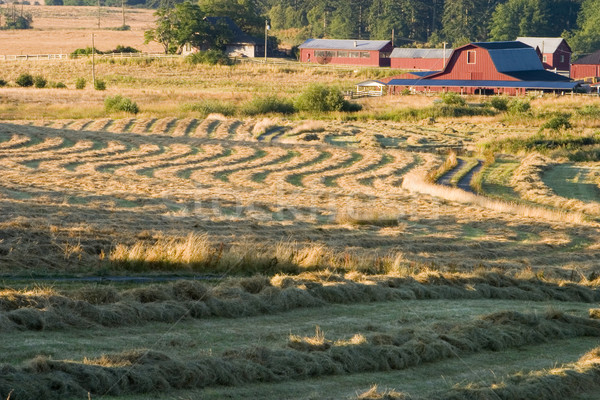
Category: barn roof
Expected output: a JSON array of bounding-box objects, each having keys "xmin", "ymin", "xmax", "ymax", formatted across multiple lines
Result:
[
  {"xmin": 204, "ymin": 16, "xmax": 258, "ymax": 45},
  {"xmin": 386, "ymin": 78, "xmax": 579, "ymax": 90},
  {"xmin": 472, "ymin": 41, "xmax": 531, "ymax": 50},
  {"xmin": 516, "ymin": 37, "xmax": 570, "ymax": 54},
  {"xmin": 572, "ymin": 49, "xmax": 600, "ymax": 65},
  {"xmin": 298, "ymin": 39, "xmax": 391, "ymax": 51},
  {"xmin": 390, "ymin": 48, "xmax": 452, "ymax": 59}
]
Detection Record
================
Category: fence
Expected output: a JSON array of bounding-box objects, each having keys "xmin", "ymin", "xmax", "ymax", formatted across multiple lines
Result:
[{"xmin": 0, "ymin": 52, "xmax": 178, "ymax": 61}]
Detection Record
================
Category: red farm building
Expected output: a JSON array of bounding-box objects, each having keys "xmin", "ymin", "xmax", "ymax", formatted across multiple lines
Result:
[
  {"xmin": 298, "ymin": 39, "xmax": 393, "ymax": 67},
  {"xmin": 571, "ymin": 50, "xmax": 600, "ymax": 81},
  {"xmin": 390, "ymin": 48, "xmax": 452, "ymax": 70},
  {"xmin": 386, "ymin": 41, "xmax": 579, "ymax": 95},
  {"xmin": 517, "ymin": 37, "xmax": 572, "ymax": 74}
]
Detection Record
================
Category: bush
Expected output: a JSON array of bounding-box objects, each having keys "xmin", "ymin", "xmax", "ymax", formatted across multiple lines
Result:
[
  {"xmin": 576, "ymin": 105, "xmax": 600, "ymax": 119},
  {"xmin": 489, "ymin": 96, "xmax": 509, "ymax": 111},
  {"xmin": 440, "ymin": 92, "xmax": 466, "ymax": 106},
  {"xmin": 540, "ymin": 113, "xmax": 572, "ymax": 131},
  {"xmin": 104, "ymin": 94, "xmax": 139, "ymax": 114},
  {"xmin": 185, "ymin": 50, "xmax": 231, "ymax": 65},
  {"xmin": 295, "ymin": 84, "xmax": 360, "ymax": 112},
  {"xmin": 70, "ymin": 47, "xmax": 103, "ymax": 57},
  {"xmin": 52, "ymin": 82, "xmax": 67, "ymax": 89},
  {"xmin": 508, "ymin": 98, "xmax": 531, "ymax": 113},
  {"xmin": 0, "ymin": 79, "xmax": 6, "ymax": 87},
  {"xmin": 15, "ymin": 73, "xmax": 34, "ymax": 87},
  {"xmin": 33, "ymin": 75, "xmax": 47, "ymax": 88},
  {"xmin": 241, "ymin": 96, "xmax": 295, "ymax": 116},
  {"xmin": 94, "ymin": 79, "xmax": 106, "ymax": 91},
  {"xmin": 75, "ymin": 78, "xmax": 86, "ymax": 90},
  {"xmin": 108, "ymin": 45, "xmax": 139, "ymax": 53}
]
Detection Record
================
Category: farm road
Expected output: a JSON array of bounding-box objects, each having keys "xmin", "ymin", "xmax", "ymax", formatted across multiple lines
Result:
[{"xmin": 543, "ymin": 165, "xmax": 600, "ymax": 203}]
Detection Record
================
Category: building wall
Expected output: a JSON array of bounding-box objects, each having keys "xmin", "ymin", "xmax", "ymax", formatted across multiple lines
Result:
[
  {"xmin": 388, "ymin": 85, "xmax": 524, "ymax": 95},
  {"xmin": 571, "ymin": 64, "xmax": 600, "ymax": 80},
  {"xmin": 225, "ymin": 44, "xmax": 257, "ymax": 58},
  {"xmin": 390, "ymin": 58, "xmax": 446, "ymax": 70},
  {"xmin": 300, "ymin": 46, "xmax": 391, "ymax": 67},
  {"xmin": 542, "ymin": 43, "xmax": 571, "ymax": 71},
  {"xmin": 430, "ymin": 45, "xmax": 517, "ymax": 81}
]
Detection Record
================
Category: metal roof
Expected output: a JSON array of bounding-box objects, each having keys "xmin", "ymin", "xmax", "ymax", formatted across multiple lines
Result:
[
  {"xmin": 573, "ymin": 49, "xmax": 600, "ymax": 65},
  {"xmin": 298, "ymin": 39, "xmax": 391, "ymax": 51},
  {"xmin": 488, "ymin": 48, "xmax": 545, "ymax": 72},
  {"xmin": 517, "ymin": 37, "xmax": 569, "ymax": 54},
  {"xmin": 390, "ymin": 48, "xmax": 452, "ymax": 59},
  {"xmin": 356, "ymin": 80, "xmax": 387, "ymax": 87},
  {"xmin": 386, "ymin": 79, "xmax": 579, "ymax": 90},
  {"xmin": 503, "ymin": 69, "xmax": 571, "ymax": 81},
  {"xmin": 472, "ymin": 41, "xmax": 532, "ymax": 50}
]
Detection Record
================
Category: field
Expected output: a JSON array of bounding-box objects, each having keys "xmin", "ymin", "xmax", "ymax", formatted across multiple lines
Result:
[{"xmin": 3, "ymin": 7, "xmax": 600, "ymax": 399}]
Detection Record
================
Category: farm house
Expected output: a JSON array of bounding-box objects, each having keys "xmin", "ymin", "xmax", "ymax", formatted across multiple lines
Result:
[
  {"xmin": 298, "ymin": 39, "xmax": 393, "ymax": 67},
  {"xmin": 385, "ymin": 41, "xmax": 579, "ymax": 95},
  {"xmin": 517, "ymin": 37, "xmax": 572, "ymax": 75},
  {"xmin": 390, "ymin": 48, "xmax": 452, "ymax": 70},
  {"xmin": 571, "ymin": 49, "xmax": 600, "ymax": 81}
]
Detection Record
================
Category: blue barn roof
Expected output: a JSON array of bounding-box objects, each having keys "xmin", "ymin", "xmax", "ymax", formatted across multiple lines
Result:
[
  {"xmin": 386, "ymin": 79, "xmax": 579, "ymax": 90},
  {"xmin": 298, "ymin": 39, "xmax": 391, "ymax": 51}
]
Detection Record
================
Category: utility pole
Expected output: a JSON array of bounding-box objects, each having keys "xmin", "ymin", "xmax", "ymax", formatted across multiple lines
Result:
[
  {"xmin": 264, "ymin": 19, "xmax": 269, "ymax": 63},
  {"xmin": 442, "ymin": 41, "xmax": 447, "ymax": 68},
  {"xmin": 121, "ymin": 0, "xmax": 125, "ymax": 27},
  {"xmin": 97, "ymin": 0, "xmax": 100, "ymax": 28},
  {"xmin": 92, "ymin": 34, "xmax": 96, "ymax": 88}
]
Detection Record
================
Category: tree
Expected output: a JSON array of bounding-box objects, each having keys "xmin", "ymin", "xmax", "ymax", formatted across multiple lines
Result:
[
  {"xmin": 367, "ymin": 0, "xmax": 406, "ymax": 41},
  {"xmin": 198, "ymin": 0, "xmax": 263, "ymax": 36},
  {"xmin": 144, "ymin": 2, "xmax": 231, "ymax": 54},
  {"xmin": 566, "ymin": 0, "xmax": 600, "ymax": 53},
  {"xmin": 442, "ymin": 0, "xmax": 500, "ymax": 44}
]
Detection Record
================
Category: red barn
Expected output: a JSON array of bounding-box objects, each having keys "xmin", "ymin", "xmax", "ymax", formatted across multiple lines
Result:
[
  {"xmin": 571, "ymin": 50, "xmax": 600, "ymax": 81},
  {"xmin": 298, "ymin": 39, "xmax": 393, "ymax": 67},
  {"xmin": 390, "ymin": 48, "xmax": 452, "ymax": 70},
  {"xmin": 517, "ymin": 37, "xmax": 572, "ymax": 74},
  {"xmin": 386, "ymin": 41, "xmax": 578, "ymax": 95}
]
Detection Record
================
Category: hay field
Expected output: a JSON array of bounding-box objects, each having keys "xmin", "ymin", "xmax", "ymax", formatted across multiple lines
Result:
[
  {"xmin": 0, "ymin": 5, "xmax": 162, "ymax": 54},
  {"xmin": 2, "ymin": 53, "xmax": 600, "ymax": 398}
]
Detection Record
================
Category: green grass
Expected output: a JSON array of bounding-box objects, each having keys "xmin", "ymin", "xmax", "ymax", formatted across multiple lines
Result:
[
  {"xmin": 542, "ymin": 165, "xmax": 600, "ymax": 203},
  {"xmin": 479, "ymin": 158, "xmax": 521, "ymax": 200}
]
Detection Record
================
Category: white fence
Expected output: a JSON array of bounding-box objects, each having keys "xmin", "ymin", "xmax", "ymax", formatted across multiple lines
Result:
[{"xmin": 0, "ymin": 52, "xmax": 177, "ymax": 61}]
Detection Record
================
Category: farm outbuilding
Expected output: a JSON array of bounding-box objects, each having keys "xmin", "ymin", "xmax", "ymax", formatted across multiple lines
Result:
[
  {"xmin": 390, "ymin": 48, "xmax": 452, "ymax": 70},
  {"xmin": 386, "ymin": 41, "xmax": 578, "ymax": 95},
  {"xmin": 298, "ymin": 39, "xmax": 393, "ymax": 67},
  {"xmin": 517, "ymin": 37, "xmax": 572, "ymax": 75},
  {"xmin": 571, "ymin": 50, "xmax": 600, "ymax": 81}
]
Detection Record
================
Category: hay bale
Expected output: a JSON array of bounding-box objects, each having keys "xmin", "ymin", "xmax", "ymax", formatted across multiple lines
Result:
[{"xmin": 171, "ymin": 280, "xmax": 210, "ymax": 301}]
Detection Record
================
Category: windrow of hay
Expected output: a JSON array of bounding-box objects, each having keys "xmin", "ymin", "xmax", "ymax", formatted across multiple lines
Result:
[
  {"xmin": 435, "ymin": 346, "xmax": 600, "ymax": 400},
  {"xmin": 2, "ymin": 272, "xmax": 600, "ymax": 332},
  {"xmin": 2, "ymin": 311, "xmax": 600, "ymax": 399},
  {"xmin": 402, "ymin": 170, "xmax": 586, "ymax": 224},
  {"xmin": 511, "ymin": 153, "xmax": 600, "ymax": 215}
]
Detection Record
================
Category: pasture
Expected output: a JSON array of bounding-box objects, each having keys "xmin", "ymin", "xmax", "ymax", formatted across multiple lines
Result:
[{"xmin": 2, "ymin": 10, "xmax": 600, "ymax": 397}]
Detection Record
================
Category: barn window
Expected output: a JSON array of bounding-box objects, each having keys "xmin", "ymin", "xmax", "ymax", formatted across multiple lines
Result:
[
  {"xmin": 543, "ymin": 55, "xmax": 547, "ymax": 62},
  {"xmin": 338, "ymin": 51, "xmax": 348, "ymax": 58},
  {"xmin": 349, "ymin": 52, "xmax": 360, "ymax": 58},
  {"xmin": 360, "ymin": 52, "xmax": 370, "ymax": 58},
  {"xmin": 467, "ymin": 50, "xmax": 476, "ymax": 64},
  {"xmin": 560, "ymin": 55, "xmax": 565, "ymax": 63}
]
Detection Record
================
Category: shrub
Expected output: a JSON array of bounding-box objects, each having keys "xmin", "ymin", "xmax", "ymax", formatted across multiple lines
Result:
[
  {"xmin": 33, "ymin": 75, "xmax": 47, "ymax": 88},
  {"xmin": 108, "ymin": 45, "xmax": 139, "ymax": 53},
  {"xmin": 540, "ymin": 113, "xmax": 572, "ymax": 131},
  {"xmin": 0, "ymin": 79, "xmax": 6, "ymax": 87},
  {"xmin": 53, "ymin": 82, "xmax": 67, "ymax": 89},
  {"xmin": 440, "ymin": 92, "xmax": 466, "ymax": 106},
  {"xmin": 186, "ymin": 50, "xmax": 231, "ymax": 65},
  {"xmin": 75, "ymin": 77, "xmax": 86, "ymax": 90},
  {"xmin": 71, "ymin": 47, "xmax": 103, "ymax": 57},
  {"xmin": 489, "ymin": 96, "xmax": 509, "ymax": 111},
  {"xmin": 16, "ymin": 73, "xmax": 34, "ymax": 87},
  {"xmin": 94, "ymin": 79, "xmax": 106, "ymax": 91},
  {"xmin": 241, "ymin": 96, "xmax": 295, "ymax": 116},
  {"xmin": 508, "ymin": 98, "xmax": 531, "ymax": 113},
  {"xmin": 295, "ymin": 84, "xmax": 360, "ymax": 112},
  {"xmin": 104, "ymin": 95, "xmax": 139, "ymax": 114},
  {"xmin": 576, "ymin": 105, "xmax": 600, "ymax": 119}
]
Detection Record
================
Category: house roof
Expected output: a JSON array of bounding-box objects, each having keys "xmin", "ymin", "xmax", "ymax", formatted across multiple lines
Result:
[
  {"xmin": 572, "ymin": 49, "xmax": 600, "ymax": 65},
  {"xmin": 390, "ymin": 48, "xmax": 452, "ymax": 59},
  {"xmin": 386, "ymin": 78, "xmax": 579, "ymax": 90},
  {"xmin": 205, "ymin": 16, "xmax": 258, "ymax": 45},
  {"xmin": 298, "ymin": 39, "xmax": 391, "ymax": 51},
  {"xmin": 356, "ymin": 80, "xmax": 387, "ymax": 87},
  {"xmin": 472, "ymin": 41, "xmax": 532, "ymax": 50},
  {"xmin": 516, "ymin": 37, "xmax": 570, "ymax": 54}
]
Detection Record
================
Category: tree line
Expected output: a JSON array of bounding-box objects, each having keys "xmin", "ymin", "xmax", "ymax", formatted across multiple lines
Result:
[{"xmin": 45, "ymin": 0, "xmax": 600, "ymax": 54}]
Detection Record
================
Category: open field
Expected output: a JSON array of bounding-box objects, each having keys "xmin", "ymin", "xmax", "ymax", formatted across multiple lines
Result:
[
  {"xmin": 0, "ymin": 5, "xmax": 162, "ymax": 54},
  {"xmin": 2, "ymin": 43, "xmax": 600, "ymax": 398}
]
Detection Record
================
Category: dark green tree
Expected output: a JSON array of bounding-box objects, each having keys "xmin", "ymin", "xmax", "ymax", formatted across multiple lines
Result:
[
  {"xmin": 198, "ymin": 0, "xmax": 263, "ymax": 35},
  {"xmin": 566, "ymin": 0, "xmax": 600, "ymax": 53}
]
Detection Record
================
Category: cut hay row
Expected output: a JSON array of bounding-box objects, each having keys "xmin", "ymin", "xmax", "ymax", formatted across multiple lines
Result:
[
  {"xmin": 171, "ymin": 117, "xmax": 198, "ymax": 137},
  {"xmin": 3, "ymin": 271, "xmax": 599, "ymax": 332},
  {"xmin": 128, "ymin": 118, "xmax": 156, "ymax": 135},
  {"xmin": 150, "ymin": 117, "xmax": 178, "ymax": 135},
  {"xmin": 86, "ymin": 118, "xmax": 113, "ymax": 132},
  {"xmin": 106, "ymin": 118, "xmax": 135, "ymax": 133},
  {"xmin": 1, "ymin": 311, "xmax": 599, "ymax": 400},
  {"xmin": 512, "ymin": 153, "xmax": 600, "ymax": 215},
  {"xmin": 228, "ymin": 149, "xmax": 301, "ymax": 188},
  {"xmin": 435, "ymin": 347, "xmax": 600, "ymax": 400},
  {"xmin": 192, "ymin": 117, "xmax": 223, "ymax": 138}
]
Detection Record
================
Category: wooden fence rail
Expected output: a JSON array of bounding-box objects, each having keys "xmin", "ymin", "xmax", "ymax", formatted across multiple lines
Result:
[{"xmin": 0, "ymin": 52, "xmax": 178, "ymax": 61}]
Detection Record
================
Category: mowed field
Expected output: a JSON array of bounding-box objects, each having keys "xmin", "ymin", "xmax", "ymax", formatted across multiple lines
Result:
[
  {"xmin": 0, "ymin": 5, "xmax": 162, "ymax": 54},
  {"xmin": 2, "ymin": 8, "xmax": 600, "ymax": 399}
]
